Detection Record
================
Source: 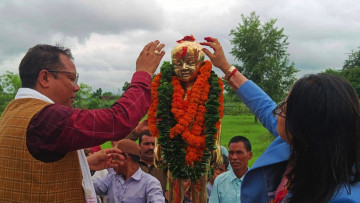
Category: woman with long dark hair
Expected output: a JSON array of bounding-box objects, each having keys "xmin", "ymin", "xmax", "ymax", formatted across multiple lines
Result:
[{"xmin": 201, "ymin": 37, "xmax": 360, "ymax": 202}]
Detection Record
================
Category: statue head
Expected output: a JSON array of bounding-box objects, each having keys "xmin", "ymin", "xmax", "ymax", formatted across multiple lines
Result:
[{"xmin": 171, "ymin": 35, "xmax": 205, "ymax": 82}]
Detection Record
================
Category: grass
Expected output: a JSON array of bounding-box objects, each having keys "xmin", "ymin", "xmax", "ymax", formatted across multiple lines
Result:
[
  {"xmin": 101, "ymin": 114, "xmax": 275, "ymax": 167},
  {"xmin": 219, "ymin": 114, "xmax": 274, "ymax": 167}
]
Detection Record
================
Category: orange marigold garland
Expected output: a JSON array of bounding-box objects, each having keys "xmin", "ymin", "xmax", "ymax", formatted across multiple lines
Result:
[
  {"xmin": 148, "ymin": 73, "xmax": 161, "ymax": 138},
  {"xmin": 148, "ymin": 60, "xmax": 223, "ymax": 181}
]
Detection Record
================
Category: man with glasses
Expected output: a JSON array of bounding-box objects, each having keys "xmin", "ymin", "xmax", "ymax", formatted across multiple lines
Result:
[{"xmin": 0, "ymin": 41, "xmax": 165, "ymax": 202}]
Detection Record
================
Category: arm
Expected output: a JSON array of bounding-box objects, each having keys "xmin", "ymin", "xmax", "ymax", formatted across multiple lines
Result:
[
  {"xmin": 27, "ymin": 41, "xmax": 165, "ymax": 162},
  {"xmin": 92, "ymin": 173, "xmax": 112, "ymax": 196},
  {"xmin": 124, "ymin": 119, "xmax": 149, "ymax": 141},
  {"xmin": 201, "ymin": 37, "xmax": 279, "ymax": 137}
]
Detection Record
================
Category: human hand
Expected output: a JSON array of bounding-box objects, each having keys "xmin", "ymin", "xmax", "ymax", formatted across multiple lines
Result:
[
  {"xmin": 200, "ymin": 37, "xmax": 232, "ymax": 75},
  {"xmin": 135, "ymin": 119, "xmax": 149, "ymax": 134},
  {"xmin": 136, "ymin": 40, "xmax": 165, "ymax": 76},
  {"xmin": 87, "ymin": 148, "xmax": 124, "ymax": 171}
]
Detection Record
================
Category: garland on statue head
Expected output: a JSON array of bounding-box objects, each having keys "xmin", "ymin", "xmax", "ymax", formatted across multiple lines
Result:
[{"xmin": 148, "ymin": 60, "xmax": 224, "ymax": 182}]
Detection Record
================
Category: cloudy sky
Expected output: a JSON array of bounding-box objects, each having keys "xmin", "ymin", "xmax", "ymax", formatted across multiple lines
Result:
[{"xmin": 1, "ymin": 0, "xmax": 359, "ymax": 93}]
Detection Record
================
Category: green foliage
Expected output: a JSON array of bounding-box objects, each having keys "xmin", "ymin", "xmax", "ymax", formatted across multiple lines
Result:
[
  {"xmin": 322, "ymin": 68, "xmax": 342, "ymax": 76},
  {"xmin": 91, "ymin": 88, "xmax": 102, "ymax": 98},
  {"xmin": 122, "ymin": 81, "xmax": 130, "ymax": 93},
  {"xmin": 0, "ymin": 71, "xmax": 21, "ymax": 113},
  {"xmin": 73, "ymin": 83, "xmax": 118, "ymax": 109},
  {"xmin": 0, "ymin": 71, "xmax": 21, "ymax": 95},
  {"xmin": 223, "ymin": 102, "xmax": 252, "ymax": 115},
  {"xmin": 341, "ymin": 67, "xmax": 360, "ymax": 97},
  {"xmin": 343, "ymin": 47, "xmax": 360, "ymax": 70},
  {"xmin": 322, "ymin": 67, "xmax": 360, "ymax": 98},
  {"xmin": 230, "ymin": 11, "xmax": 298, "ymax": 102}
]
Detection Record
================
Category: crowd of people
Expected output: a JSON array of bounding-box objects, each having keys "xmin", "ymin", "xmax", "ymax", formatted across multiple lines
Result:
[{"xmin": 0, "ymin": 36, "xmax": 359, "ymax": 203}]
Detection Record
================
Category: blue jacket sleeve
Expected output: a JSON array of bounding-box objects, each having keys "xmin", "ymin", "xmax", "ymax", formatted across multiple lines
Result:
[{"xmin": 236, "ymin": 80, "xmax": 279, "ymax": 138}]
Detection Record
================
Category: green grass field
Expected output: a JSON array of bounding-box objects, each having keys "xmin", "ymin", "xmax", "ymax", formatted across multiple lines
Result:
[
  {"xmin": 220, "ymin": 114, "xmax": 275, "ymax": 166},
  {"xmin": 101, "ymin": 114, "xmax": 275, "ymax": 167}
]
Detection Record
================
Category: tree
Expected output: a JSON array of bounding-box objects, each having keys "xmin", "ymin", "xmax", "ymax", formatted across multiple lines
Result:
[
  {"xmin": 0, "ymin": 71, "xmax": 21, "ymax": 95},
  {"xmin": 91, "ymin": 88, "xmax": 102, "ymax": 98},
  {"xmin": 323, "ymin": 68, "xmax": 360, "ymax": 98},
  {"xmin": 230, "ymin": 12, "xmax": 298, "ymax": 103},
  {"xmin": 0, "ymin": 71, "xmax": 21, "ymax": 114},
  {"xmin": 343, "ymin": 47, "xmax": 360, "ymax": 70},
  {"xmin": 122, "ymin": 81, "xmax": 130, "ymax": 94}
]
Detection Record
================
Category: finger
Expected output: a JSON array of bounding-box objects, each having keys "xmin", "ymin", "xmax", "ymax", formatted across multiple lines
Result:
[
  {"xmin": 204, "ymin": 37, "xmax": 214, "ymax": 42},
  {"xmin": 112, "ymin": 153, "xmax": 125, "ymax": 161},
  {"xmin": 142, "ymin": 42, "xmax": 153, "ymax": 53},
  {"xmin": 141, "ymin": 119, "xmax": 148, "ymax": 125},
  {"xmin": 202, "ymin": 48, "xmax": 214, "ymax": 59},
  {"xmin": 149, "ymin": 40, "xmax": 160, "ymax": 51},
  {"xmin": 104, "ymin": 148, "xmax": 122, "ymax": 154},
  {"xmin": 154, "ymin": 43, "xmax": 165, "ymax": 53},
  {"xmin": 155, "ymin": 51, "xmax": 165, "ymax": 61},
  {"xmin": 200, "ymin": 42, "xmax": 216, "ymax": 50},
  {"xmin": 108, "ymin": 159, "xmax": 118, "ymax": 168},
  {"xmin": 212, "ymin": 38, "xmax": 220, "ymax": 45}
]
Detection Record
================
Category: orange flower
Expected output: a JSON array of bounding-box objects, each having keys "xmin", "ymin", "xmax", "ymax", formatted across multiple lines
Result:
[{"xmin": 148, "ymin": 73, "xmax": 161, "ymax": 138}]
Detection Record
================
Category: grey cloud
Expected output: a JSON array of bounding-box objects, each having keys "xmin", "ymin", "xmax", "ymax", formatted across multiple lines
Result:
[{"xmin": 0, "ymin": 0, "xmax": 165, "ymax": 55}]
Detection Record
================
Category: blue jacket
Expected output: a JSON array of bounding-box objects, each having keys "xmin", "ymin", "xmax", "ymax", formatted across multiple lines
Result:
[{"xmin": 237, "ymin": 81, "xmax": 360, "ymax": 203}]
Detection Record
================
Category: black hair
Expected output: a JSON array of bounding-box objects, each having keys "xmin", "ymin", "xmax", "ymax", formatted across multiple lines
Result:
[
  {"xmin": 138, "ymin": 130, "xmax": 151, "ymax": 145},
  {"xmin": 228, "ymin": 135, "xmax": 252, "ymax": 152},
  {"xmin": 19, "ymin": 44, "xmax": 73, "ymax": 88},
  {"xmin": 285, "ymin": 73, "xmax": 360, "ymax": 203}
]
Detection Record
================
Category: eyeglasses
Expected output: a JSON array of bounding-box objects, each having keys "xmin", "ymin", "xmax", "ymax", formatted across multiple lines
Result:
[
  {"xmin": 47, "ymin": 70, "xmax": 79, "ymax": 88},
  {"xmin": 272, "ymin": 101, "xmax": 287, "ymax": 118}
]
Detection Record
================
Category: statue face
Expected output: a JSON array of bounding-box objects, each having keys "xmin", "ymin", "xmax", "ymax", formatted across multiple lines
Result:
[
  {"xmin": 171, "ymin": 41, "xmax": 205, "ymax": 82},
  {"xmin": 172, "ymin": 53, "xmax": 198, "ymax": 82}
]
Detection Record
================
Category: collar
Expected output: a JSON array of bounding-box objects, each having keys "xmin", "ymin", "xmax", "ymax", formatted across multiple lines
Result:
[
  {"xmin": 117, "ymin": 167, "xmax": 143, "ymax": 184},
  {"xmin": 131, "ymin": 167, "xmax": 143, "ymax": 181},
  {"xmin": 229, "ymin": 168, "xmax": 246, "ymax": 182},
  {"xmin": 139, "ymin": 160, "xmax": 154, "ymax": 167},
  {"xmin": 15, "ymin": 88, "xmax": 54, "ymax": 104}
]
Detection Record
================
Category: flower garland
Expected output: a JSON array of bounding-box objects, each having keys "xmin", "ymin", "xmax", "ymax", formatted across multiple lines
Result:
[{"xmin": 148, "ymin": 60, "xmax": 224, "ymax": 181}]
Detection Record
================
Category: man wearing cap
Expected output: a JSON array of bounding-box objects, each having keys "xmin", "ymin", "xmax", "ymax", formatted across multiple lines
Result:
[{"xmin": 93, "ymin": 139, "xmax": 165, "ymax": 203}]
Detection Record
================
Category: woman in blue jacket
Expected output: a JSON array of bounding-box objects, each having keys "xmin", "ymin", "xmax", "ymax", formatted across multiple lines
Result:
[{"xmin": 200, "ymin": 37, "xmax": 360, "ymax": 203}]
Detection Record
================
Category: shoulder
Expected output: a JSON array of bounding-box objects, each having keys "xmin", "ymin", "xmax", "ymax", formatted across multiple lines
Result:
[
  {"xmin": 32, "ymin": 104, "xmax": 76, "ymax": 122},
  {"xmin": 213, "ymin": 171, "xmax": 232, "ymax": 186},
  {"xmin": 330, "ymin": 182, "xmax": 360, "ymax": 202},
  {"xmin": 142, "ymin": 171, "xmax": 161, "ymax": 184}
]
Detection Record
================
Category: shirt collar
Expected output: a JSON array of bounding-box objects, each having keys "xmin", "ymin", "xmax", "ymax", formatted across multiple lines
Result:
[
  {"xmin": 229, "ymin": 168, "xmax": 247, "ymax": 182},
  {"xmin": 131, "ymin": 167, "xmax": 143, "ymax": 181},
  {"xmin": 15, "ymin": 88, "xmax": 54, "ymax": 104}
]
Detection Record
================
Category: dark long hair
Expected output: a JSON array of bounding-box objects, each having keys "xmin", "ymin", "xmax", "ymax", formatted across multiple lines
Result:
[{"xmin": 285, "ymin": 74, "xmax": 360, "ymax": 203}]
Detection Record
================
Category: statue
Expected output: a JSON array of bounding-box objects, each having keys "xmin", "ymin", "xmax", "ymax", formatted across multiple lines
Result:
[{"xmin": 148, "ymin": 35, "xmax": 224, "ymax": 203}]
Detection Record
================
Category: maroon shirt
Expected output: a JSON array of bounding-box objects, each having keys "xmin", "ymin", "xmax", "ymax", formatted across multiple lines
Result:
[{"xmin": 26, "ymin": 71, "xmax": 152, "ymax": 162}]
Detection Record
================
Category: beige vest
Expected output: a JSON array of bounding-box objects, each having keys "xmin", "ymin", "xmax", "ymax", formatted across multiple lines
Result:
[{"xmin": 0, "ymin": 98, "xmax": 85, "ymax": 202}]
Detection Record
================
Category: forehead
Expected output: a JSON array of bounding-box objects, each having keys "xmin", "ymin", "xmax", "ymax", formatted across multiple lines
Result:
[
  {"xmin": 59, "ymin": 54, "xmax": 76, "ymax": 72},
  {"xmin": 228, "ymin": 142, "xmax": 247, "ymax": 151},
  {"xmin": 141, "ymin": 135, "xmax": 155, "ymax": 143}
]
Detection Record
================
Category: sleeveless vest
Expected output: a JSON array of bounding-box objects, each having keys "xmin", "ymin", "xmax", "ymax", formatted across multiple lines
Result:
[{"xmin": 0, "ymin": 98, "xmax": 85, "ymax": 202}]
